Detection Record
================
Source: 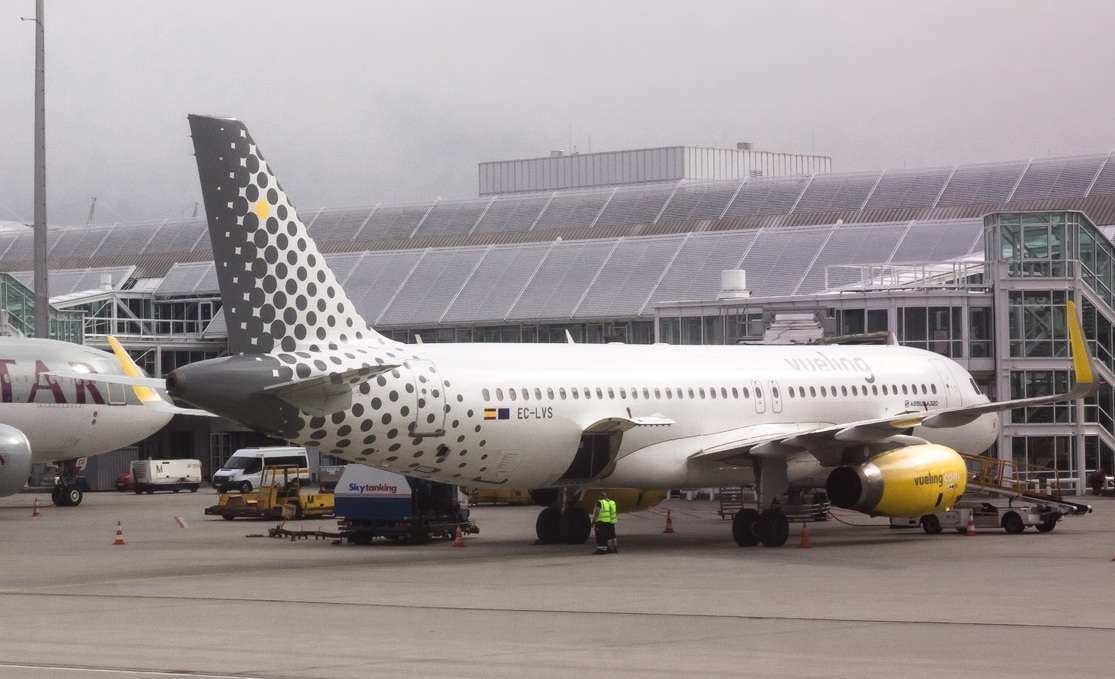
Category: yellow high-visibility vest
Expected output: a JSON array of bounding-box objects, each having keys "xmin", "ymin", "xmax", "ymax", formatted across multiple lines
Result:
[{"xmin": 598, "ymin": 498, "xmax": 617, "ymax": 524}]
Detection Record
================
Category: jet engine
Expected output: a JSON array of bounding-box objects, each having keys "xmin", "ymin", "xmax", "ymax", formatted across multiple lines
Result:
[
  {"xmin": 0, "ymin": 424, "xmax": 32, "ymax": 497},
  {"xmin": 825, "ymin": 444, "xmax": 967, "ymax": 517}
]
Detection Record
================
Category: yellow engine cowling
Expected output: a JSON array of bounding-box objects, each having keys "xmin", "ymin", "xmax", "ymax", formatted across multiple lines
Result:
[
  {"xmin": 577, "ymin": 488, "xmax": 667, "ymax": 514},
  {"xmin": 825, "ymin": 444, "xmax": 967, "ymax": 517}
]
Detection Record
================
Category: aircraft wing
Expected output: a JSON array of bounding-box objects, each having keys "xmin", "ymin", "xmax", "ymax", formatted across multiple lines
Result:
[
  {"xmin": 263, "ymin": 364, "xmax": 399, "ymax": 416},
  {"xmin": 694, "ymin": 300, "xmax": 1097, "ymax": 465}
]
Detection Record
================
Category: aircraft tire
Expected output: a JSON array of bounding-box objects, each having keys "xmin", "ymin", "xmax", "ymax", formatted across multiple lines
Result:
[
  {"xmin": 1036, "ymin": 516, "xmax": 1057, "ymax": 533},
  {"xmin": 1001, "ymin": 511, "xmax": 1025, "ymax": 535},
  {"xmin": 756, "ymin": 509, "xmax": 789, "ymax": 547},
  {"xmin": 732, "ymin": 508, "xmax": 760, "ymax": 546},
  {"xmin": 921, "ymin": 514, "xmax": 942, "ymax": 534},
  {"xmin": 66, "ymin": 487, "xmax": 83, "ymax": 507},
  {"xmin": 559, "ymin": 508, "xmax": 592, "ymax": 544},
  {"xmin": 535, "ymin": 506, "xmax": 562, "ymax": 544},
  {"xmin": 51, "ymin": 486, "xmax": 66, "ymax": 507}
]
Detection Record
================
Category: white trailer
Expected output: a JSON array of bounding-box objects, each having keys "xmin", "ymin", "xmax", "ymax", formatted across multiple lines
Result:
[{"xmin": 131, "ymin": 459, "xmax": 202, "ymax": 494}]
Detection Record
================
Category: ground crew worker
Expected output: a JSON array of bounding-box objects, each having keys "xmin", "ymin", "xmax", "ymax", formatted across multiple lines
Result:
[{"xmin": 591, "ymin": 493, "xmax": 618, "ymax": 554}]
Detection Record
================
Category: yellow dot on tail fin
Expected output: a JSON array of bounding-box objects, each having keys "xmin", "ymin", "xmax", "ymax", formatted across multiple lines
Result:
[{"xmin": 254, "ymin": 199, "xmax": 270, "ymax": 220}]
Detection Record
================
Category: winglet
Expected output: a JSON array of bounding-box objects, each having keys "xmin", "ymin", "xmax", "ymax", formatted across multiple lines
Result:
[
  {"xmin": 106, "ymin": 336, "xmax": 160, "ymax": 404},
  {"xmin": 1066, "ymin": 301, "xmax": 1095, "ymax": 386}
]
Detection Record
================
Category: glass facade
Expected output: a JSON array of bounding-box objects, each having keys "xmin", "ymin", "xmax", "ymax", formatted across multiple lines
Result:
[
  {"xmin": 992, "ymin": 212, "xmax": 1072, "ymax": 278},
  {"xmin": 384, "ymin": 321, "xmax": 656, "ymax": 345},
  {"xmin": 897, "ymin": 306, "xmax": 963, "ymax": 357},
  {"xmin": 1007, "ymin": 290, "xmax": 1068, "ymax": 358},
  {"xmin": 0, "ymin": 273, "xmax": 83, "ymax": 343}
]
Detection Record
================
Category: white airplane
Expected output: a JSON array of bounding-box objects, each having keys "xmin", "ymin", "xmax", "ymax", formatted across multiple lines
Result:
[
  {"xmin": 68, "ymin": 115, "xmax": 1097, "ymax": 545},
  {"xmin": 0, "ymin": 336, "xmax": 203, "ymax": 506}
]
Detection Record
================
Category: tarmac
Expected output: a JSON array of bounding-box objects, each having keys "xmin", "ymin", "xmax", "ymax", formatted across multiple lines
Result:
[{"xmin": 1, "ymin": 490, "xmax": 1113, "ymax": 679}]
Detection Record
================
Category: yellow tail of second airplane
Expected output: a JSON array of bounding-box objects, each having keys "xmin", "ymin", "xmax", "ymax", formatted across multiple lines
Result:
[{"xmin": 106, "ymin": 336, "xmax": 160, "ymax": 404}]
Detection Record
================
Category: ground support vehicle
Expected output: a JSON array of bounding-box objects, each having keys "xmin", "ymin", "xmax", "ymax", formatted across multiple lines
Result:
[
  {"xmin": 131, "ymin": 459, "xmax": 201, "ymax": 494},
  {"xmin": 205, "ymin": 466, "xmax": 334, "ymax": 520},
  {"xmin": 334, "ymin": 465, "xmax": 476, "ymax": 544},
  {"xmin": 917, "ymin": 498, "xmax": 1078, "ymax": 535},
  {"xmin": 211, "ymin": 447, "xmax": 309, "ymax": 493}
]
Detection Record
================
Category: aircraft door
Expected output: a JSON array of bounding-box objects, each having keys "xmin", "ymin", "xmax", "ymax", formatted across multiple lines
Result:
[
  {"xmin": 930, "ymin": 360, "xmax": 953, "ymax": 408},
  {"xmin": 411, "ymin": 359, "xmax": 446, "ymax": 436},
  {"xmin": 752, "ymin": 380, "xmax": 766, "ymax": 415},
  {"xmin": 768, "ymin": 380, "xmax": 783, "ymax": 414}
]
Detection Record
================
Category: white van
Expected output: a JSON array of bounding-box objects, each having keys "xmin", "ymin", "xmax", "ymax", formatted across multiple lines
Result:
[
  {"xmin": 211, "ymin": 447, "xmax": 310, "ymax": 493},
  {"xmin": 131, "ymin": 459, "xmax": 202, "ymax": 494}
]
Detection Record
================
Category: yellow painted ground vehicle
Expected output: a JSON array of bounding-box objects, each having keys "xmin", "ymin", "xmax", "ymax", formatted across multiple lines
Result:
[{"xmin": 205, "ymin": 465, "xmax": 334, "ymax": 521}]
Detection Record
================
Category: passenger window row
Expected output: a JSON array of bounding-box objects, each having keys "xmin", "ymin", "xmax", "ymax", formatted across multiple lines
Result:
[{"xmin": 480, "ymin": 382, "xmax": 938, "ymax": 402}]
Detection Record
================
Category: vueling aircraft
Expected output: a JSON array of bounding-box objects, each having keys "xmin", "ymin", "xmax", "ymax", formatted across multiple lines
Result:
[
  {"xmin": 0, "ymin": 336, "xmax": 202, "ymax": 506},
  {"xmin": 61, "ymin": 115, "xmax": 1097, "ymax": 546}
]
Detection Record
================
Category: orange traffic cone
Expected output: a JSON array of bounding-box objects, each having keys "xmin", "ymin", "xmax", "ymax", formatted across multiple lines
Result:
[
  {"xmin": 965, "ymin": 511, "xmax": 976, "ymax": 536},
  {"xmin": 31, "ymin": 498, "xmax": 40, "ymax": 517},
  {"xmin": 112, "ymin": 521, "xmax": 127, "ymax": 546},
  {"xmin": 452, "ymin": 526, "xmax": 465, "ymax": 548},
  {"xmin": 663, "ymin": 509, "xmax": 675, "ymax": 534},
  {"xmin": 800, "ymin": 522, "xmax": 811, "ymax": 548}
]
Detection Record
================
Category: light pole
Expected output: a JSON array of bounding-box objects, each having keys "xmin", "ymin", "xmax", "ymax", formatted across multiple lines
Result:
[{"xmin": 22, "ymin": 0, "xmax": 48, "ymax": 338}]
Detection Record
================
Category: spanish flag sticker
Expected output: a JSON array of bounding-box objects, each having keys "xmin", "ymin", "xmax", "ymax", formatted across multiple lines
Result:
[{"xmin": 484, "ymin": 408, "xmax": 510, "ymax": 420}]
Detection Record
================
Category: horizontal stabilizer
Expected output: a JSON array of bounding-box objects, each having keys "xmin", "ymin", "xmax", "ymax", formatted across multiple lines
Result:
[
  {"xmin": 44, "ymin": 370, "xmax": 167, "ymax": 390},
  {"xmin": 263, "ymin": 364, "xmax": 399, "ymax": 416}
]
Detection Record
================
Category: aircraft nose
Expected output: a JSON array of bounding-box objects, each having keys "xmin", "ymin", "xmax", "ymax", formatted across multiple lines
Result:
[{"xmin": 165, "ymin": 369, "xmax": 182, "ymax": 397}]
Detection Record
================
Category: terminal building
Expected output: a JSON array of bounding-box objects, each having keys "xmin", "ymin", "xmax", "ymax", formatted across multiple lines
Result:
[{"xmin": 1, "ymin": 147, "xmax": 1113, "ymax": 491}]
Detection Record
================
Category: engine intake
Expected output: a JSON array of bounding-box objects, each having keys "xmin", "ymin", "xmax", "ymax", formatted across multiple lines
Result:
[
  {"xmin": 0, "ymin": 424, "xmax": 32, "ymax": 497},
  {"xmin": 826, "ymin": 444, "xmax": 967, "ymax": 517}
]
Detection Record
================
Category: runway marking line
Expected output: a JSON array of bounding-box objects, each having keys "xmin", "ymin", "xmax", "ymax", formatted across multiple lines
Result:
[
  {"xmin": 1, "ymin": 590, "xmax": 1112, "ymax": 633},
  {"xmin": 0, "ymin": 662, "xmax": 266, "ymax": 678}
]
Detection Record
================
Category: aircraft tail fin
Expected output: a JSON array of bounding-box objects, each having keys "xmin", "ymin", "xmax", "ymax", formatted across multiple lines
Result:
[
  {"xmin": 106, "ymin": 336, "xmax": 160, "ymax": 404},
  {"xmin": 187, "ymin": 114, "xmax": 389, "ymax": 354}
]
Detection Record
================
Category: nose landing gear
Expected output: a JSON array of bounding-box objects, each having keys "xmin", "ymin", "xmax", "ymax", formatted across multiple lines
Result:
[{"xmin": 51, "ymin": 460, "xmax": 83, "ymax": 507}]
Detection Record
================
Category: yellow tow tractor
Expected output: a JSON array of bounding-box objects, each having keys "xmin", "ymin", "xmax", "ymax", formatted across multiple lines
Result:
[{"xmin": 205, "ymin": 465, "xmax": 334, "ymax": 521}]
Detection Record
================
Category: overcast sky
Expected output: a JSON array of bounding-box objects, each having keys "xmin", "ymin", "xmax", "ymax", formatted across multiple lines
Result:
[{"xmin": 0, "ymin": 0, "xmax": 1112, "ymax": 225}]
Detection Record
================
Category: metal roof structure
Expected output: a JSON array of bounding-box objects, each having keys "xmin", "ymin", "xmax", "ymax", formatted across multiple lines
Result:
[
  {"xmin": 0, "ymin": 152, "xmax": 1111, "ymax": 278},
  {"xmin": 178, "ymin": 218, "xmax": 985, "ymax": 333},
  {"xmin": 8, "ymin": 265, "xmax": 134, "ymax": 296}
]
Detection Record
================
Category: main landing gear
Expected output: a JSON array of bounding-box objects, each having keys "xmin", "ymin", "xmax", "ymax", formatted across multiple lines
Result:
[
  {"xmin": 732, "ymin": 456, "xmax": 791, "ymax": 547},
  {"xmin": 535, "ymin": 505, "xmax": 592, "ymax": 545},
  {"xmin": 51, "ymin": 460, "xmax": 83, "ymax": 507},
  {"xmin": 732, "ymin": 508, "xmax": 789, "ymax": 547},
  {"xmin": 532, "ymin": 488, "xmax": 592, "ymax": 545}
]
